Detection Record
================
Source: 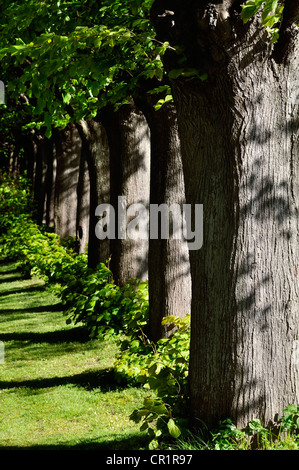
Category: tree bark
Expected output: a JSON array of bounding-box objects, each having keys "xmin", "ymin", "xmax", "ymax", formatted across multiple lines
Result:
[
  {"xmin": 76, "ymin": 138, "xmax": 90, "ymax": 255},
  {"xmin": 136, "ymin": 92, "xmax": 191, "ymax": 341},
  {"xmin": 32, "ymin": 134, "xmax": 54, "ymax": 226},
  {"xmin": 53, "ymin": 124, "xmax": 82, "ymax": 240},
  {"xmin": 76, "ymin": 118, "xmax": 111, "ymax": 267},
  {"xmin": 151, "ymin": 0, "xmax": 299, "ymax": 429},
  {"xmin": 102, "ymin": 103, "xmax": 151, "ymax": 286}
]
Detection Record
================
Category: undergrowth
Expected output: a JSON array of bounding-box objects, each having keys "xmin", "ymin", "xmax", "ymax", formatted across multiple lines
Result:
[
  {"xmin": 0, "ymin": 172, "xmax": 190, "ymax": 447},
  {"xmin": 173, "ymin": 404, "xmax": 299, "ymax": 450},
  {"xmin": 1, "ymin": 172, "xmax": 299, "ymax": 450}
]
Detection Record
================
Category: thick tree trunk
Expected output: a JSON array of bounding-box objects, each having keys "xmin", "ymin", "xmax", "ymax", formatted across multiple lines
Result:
[
  {"xmin": 42, "ymin": 137, "xmax": 54, "ymax": 228},
  {"xmin": 137, "ymin": 93, "xmax": 191, "ymax": 341},
  {"xmin": 19, "ymin": 131, "xmax": 36, "ymax": 180},
  {"xmin": 33, "ymin": 135, "xmax": 54, "ymax": 226},
  {"xmin": 152, "ymin": 1, "xmax": 299, "ymax": 429},
  {"xmin": 102, "ymin": 103, "xmax": 151, "ymax": 286},
  {"xmin": 76, "ymin": 141, "xmax": 90, "ymax": 255},
  {"xmin": 53, "ymin": 124, "xmax": 82, "ymax": 240},
  {"xmin": 76, "ymin": 118, "xmax": 110, "ymax": 267}
]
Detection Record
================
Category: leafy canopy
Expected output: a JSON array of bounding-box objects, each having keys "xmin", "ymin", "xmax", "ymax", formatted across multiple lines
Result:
[
  {"xmin": 0, "ymin": 0, "xmax": 169, "ymax": 136},
  {"xmin": 0, "ymin": 0, "xmax": 291, "ymax": 138}
]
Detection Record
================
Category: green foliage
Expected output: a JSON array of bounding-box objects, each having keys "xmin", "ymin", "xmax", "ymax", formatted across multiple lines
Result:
[
  {"xmin": 0, "ymin": 175, "xmax": 191, "ymax": 450},
  {"xmin": 130, "ymin": 397, "xmax": 183, "ymax": 450},
  {"xmin": 138, "ymin": 315, "xmax": 190, "ymax": 408},
  {"xmin": 0, "ymin": 172, "xmax": 33, "ymax": 235},
  {"xmin": 279, "ymin": 404, "xmax": 299, "ymax": 434},
  {"xmin": 61, "ymin": 273, "xmax": 149, "ymax": 340},
  {"xmin": 1, "ymin": 218, "xmax": 149, "ymax": 342},
  {"xmin": 2, "ymin": 176, "xmax": 299, "ymax": 451},
  {"xmin": 175, "ymin": 408, "xmax": 299, "ymax": 450},
  {"xmin": 115, "ymin": 315, "xmax": 191, "ymax": 448},
  {"xmin": 0, "ymin": 173, "xmax": 150, "ymax": 340},
  {"xmin": 0, "ymin": 0, "xmax": 170, "ymax": 136},
  {"xmin": 241, "ymin": 0, "xmax": 284, "ymax": 41}
]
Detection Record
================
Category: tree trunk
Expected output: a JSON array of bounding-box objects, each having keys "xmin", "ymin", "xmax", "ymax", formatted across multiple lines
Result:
[
  {"xmin": 53, "ymin": 124, "xmax": 82, "ymax": 240},
  {"xmin": 76, "ymin": 118, "xmax": 111, "ymax": 267},
  {"xmin": 76, "ymin": 139, "xmax": 90, "ymax": 255},
  {"xmin": 33, "ymin": 134, "xmax": 54, "ymax": 226},
  {"xmin": 151, "ymin": 0, "xmax": 299, "ymax": 429},
  {"xmin": 102, "ymin": 103, "xmax": 151, "ymax": 286},
  {"xmin": 42, "ymin": 136, "xmax": 54, "ymax": 228},
  {"xmin": 137, "ymin": 92, "xmax": 191, "ymax": 341}
]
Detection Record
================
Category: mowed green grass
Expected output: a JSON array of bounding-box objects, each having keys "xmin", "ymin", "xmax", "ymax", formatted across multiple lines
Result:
[{"xmin": 0, "ymin": 261, "xmax": 149, "ymax": 449}]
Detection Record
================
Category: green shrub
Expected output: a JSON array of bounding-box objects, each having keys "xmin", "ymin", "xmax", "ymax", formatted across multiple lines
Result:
[
  {"xmin": 61, "ymin": 270, "xmax": 149, "ymax": 339},
  {"xmin": 118, "ymin": 314, "xmax": 191, "ymax": 449},
  {"xmin": 174, "ymin": 405, "xmax": 299, "ymax": 451},
  {"xmin": 0, "ymin": 173, "xmax": 191, "ymax": 450},
  {"xmin": 0, "ymin": 176, "xmax": 149, "ymax": 341},
  {"xmin": 0, "ymin": 171, "xmax": 34, "ymax": 235}
]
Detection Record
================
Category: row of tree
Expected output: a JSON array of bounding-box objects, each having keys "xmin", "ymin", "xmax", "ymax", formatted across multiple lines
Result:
[{"xmin": 0, "ymin": 0, "xmax": 298, "ymax": 430}]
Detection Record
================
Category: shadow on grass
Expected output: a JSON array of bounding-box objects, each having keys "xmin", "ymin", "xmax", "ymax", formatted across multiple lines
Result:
[
  {"xmin": 0, "ymin": 326, "xmax": 90, "ymax": 344},
  {"xmin": 0, "ymin": 284, "xmax": 46, "ymax": 297},
  {"xmin": 0, "ymin": 303, "xmax": 65, "ymax": 313},
  {"xmin": 0, "ymin": 433, "xmax": 149, "ymax": 450},
  {"xmin": 0, "ymin": 273, "xmax": 27, "ymax": 284},
  {"xmin": 0, "ymin": 368, "xmax": 128, "ymax": 392}
]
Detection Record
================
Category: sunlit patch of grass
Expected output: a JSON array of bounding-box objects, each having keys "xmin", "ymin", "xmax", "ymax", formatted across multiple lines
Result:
[{"xmin": 0, "ymin": 262, "xmax": 149, "ymax": 449}]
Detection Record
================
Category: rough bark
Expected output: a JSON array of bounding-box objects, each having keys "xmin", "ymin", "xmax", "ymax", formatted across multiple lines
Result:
[
  {"xmin": 76, "ymin": 140, "xmax": 90, "ymax": 255},
  {"xmin": 151, "ymin": 0, "xmax": 299, "ymax": 429},
  {"xmin": 102, "ymin": 103, "xmax": 151, "ymax": 286},
  {"xmin": 42, "ymin": 137, "xmax": 54, "ymax": 228},
  {"xmin": 136, "ymin": 92, "xmax": 191, "ymax": 341},
  {"xmin": 33, "ymin": 135, "xmax": 54, "ymax": 226},
  {"xmin": 76, "ymin": 118, "xmax": 110, "ymax": 267},
  {"xmin": 53, "ymin": 124, "xmax": 82, "ymax": 240}
]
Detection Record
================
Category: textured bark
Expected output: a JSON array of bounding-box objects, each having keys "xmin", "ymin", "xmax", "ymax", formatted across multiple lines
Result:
[
  {"xmin": 76, "ymin": 142, "xmax": 90, "ymax": 255},
  {"xmin": 53, "ymin": 124, "xmax": 82, "ymax": 240},
  {"xmin": 137, "ymin": 93, "xmax": 191, "ymax": 341},
  {"xmin": 102, "ymin": 104, "xmax": 151, "ymax": 286},
  {"xmin": 42, "ymin": 137, "xmax": 54, "ymax": 228},
  {"xmin": 33, "ymin": 135, "xmax": 54, "ymax": 226},
  {"xmin": 77, "ymin": 119, "xmax": 110, "ymax": 266},
  {"xmin": 151, "ymin": 0, "xmax": 299, "ymax": 428}
]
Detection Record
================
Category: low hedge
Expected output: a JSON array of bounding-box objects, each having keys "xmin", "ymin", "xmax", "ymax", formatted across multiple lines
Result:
[{"xmin": 0, "ymin": 172, "xmax": 190, "ymax": 448}]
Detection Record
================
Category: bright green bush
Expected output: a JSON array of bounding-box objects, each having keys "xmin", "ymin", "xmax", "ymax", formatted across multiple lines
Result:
[
  {"xmin": 0, "ymin": 173, "xmax": 191, "ymax": 449},
  {"xmin": 0, "ymin": 171, "xmax": 33, "ymax": 235},
  {"xmin": 174, "ymin": 405, "xmax": 299, "ymax": 450},
  {"xmin": 0, "ymin": 217, "xmax": 81, "ymax": 280},
  {"xmin": 0, "ymin": 174, "xmax": 150, "ymax": 339},
  {"xmin": 117, "ymin": 315, "xmax": 191, "ymax": 448},
  {"xmin": 61, "ymin": 270, "xmax": 149, "ymax": 339},
  {"xmin": 1, "ymin": 215, "xmax": 149, "ymax": 340}
]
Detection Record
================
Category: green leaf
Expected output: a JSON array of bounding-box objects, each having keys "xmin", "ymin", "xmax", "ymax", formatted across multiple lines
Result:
[
  {"xmin": 45, "ymin": 127, "xmax": 52, "ymax": 139},
  {"xmin": 62, "ymin": 92, "xmax": 72, "ymax": 105},
  {"xmin": 148, "ymin": 439, "xmax": 159, "ymax": 450},
  {"xmin": 152, "ymin": 403, "xmax": 168, "ymax": 415},
  {"xmin": 168, "ymin": 68, "xmax": 185, "ymax": 79},
  {"xmin": 167, "ymin": 418, "xmax": 181, "ymax": 438},
  {"xmin": 241, "ymin": 0, "xmax": 264, "ymax": 22},
  {"xmin": 199, "ymin": 73, "xmax": 208, "ymax": 82},
  {"xmin": 140, "ymin": 421, "xmax": 149, "ymax": 432}
]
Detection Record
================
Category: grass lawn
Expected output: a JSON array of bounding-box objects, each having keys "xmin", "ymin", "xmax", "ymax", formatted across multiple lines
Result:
[{"xmin": 0, "ymin": 261, "xmax": 149, "ymax": 450}]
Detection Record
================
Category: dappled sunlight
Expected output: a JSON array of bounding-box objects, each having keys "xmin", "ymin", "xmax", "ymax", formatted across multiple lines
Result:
[{"xmin": 0, "ymin": 262, "xmax": 149, "ymax": 449}]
